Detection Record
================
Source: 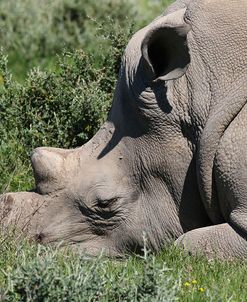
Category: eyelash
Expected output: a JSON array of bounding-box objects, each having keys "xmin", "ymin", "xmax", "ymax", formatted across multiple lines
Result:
[{"xmin": 97, "ymin": 198, "xmax": 118, "ymax": 208}]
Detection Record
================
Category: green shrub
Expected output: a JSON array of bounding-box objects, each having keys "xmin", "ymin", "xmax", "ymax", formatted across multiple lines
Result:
[
  {"xmin": 0, "ymin": 13, "xmax": 134, "ymax": 148},
  {"xmin": 0, "ymin": 0, "xmax": 173, "ymax": 80},
  {"xmin": 0, "ymin": 0, "xmax": 136, "ymax": 79},
  {"xmin": 1, "ymin": 234, "xmax": 247, "ymax": 302},
  {"xmin": 1, "ymin": 237, "xmax": 180, "ymax": 302}
]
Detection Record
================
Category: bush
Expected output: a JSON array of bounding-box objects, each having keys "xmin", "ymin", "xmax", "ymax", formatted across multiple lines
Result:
[
  {"xmin": 1, "ymin": 237, "xmax": 180, "ymax": 302},
  {"xmin": 1, "ymin": 234, "xmax": 247, "ymax": 302},
  {"xmin": 0, "ymin": 0, "xmax": 138, "ymax": 79},
  {"xmin": 0, "ymin": 13, "xmax": 134, "ymax": 147}
]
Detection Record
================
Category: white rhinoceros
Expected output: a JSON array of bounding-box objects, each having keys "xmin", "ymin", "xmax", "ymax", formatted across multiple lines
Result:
[{"xmin": 1, "ymin": 0, "xmax": 247, "ymax": 259}]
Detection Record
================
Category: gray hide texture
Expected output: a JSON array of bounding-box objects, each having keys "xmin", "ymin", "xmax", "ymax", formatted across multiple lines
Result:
[{"xmin": 1, "ymin": 0, "xmax": 247, "ymax": 259}]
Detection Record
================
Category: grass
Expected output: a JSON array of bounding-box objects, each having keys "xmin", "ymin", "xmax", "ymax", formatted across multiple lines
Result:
[{"xmin": 0, "ymin": 233, "xmax": 247, "ymax": 301}]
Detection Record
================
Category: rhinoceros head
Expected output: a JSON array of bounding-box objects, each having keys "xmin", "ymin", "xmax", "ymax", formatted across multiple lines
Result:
[{"xmin": 2, "ymin": 0, "xmax": 247, "ymax": 257}]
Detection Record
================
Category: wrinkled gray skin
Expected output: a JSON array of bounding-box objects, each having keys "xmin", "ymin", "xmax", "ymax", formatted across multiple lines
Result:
[{"xmin": 1, "ymin": 0, "xmax": 247, "ymax": 259}]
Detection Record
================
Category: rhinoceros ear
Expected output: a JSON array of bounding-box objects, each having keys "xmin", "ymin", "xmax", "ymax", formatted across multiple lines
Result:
[{"xmin": 141, "ymin": 8, "xmax": 191, "ymax": 82}]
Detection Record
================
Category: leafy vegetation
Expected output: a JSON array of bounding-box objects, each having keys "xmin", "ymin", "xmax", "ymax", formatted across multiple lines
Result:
[
  {"xmin": 0, "ymin": 0, "xmax": 171, "ymax": 81},
  {"xmin": 1, "ymin": 0, "xmax": 247, "ymax": 301},
  {"xmin": 0, "ymin": 234, "xmax": 247, "ymax": 301},
  {"xmin": 0, "ymin": 0, "xmax": 133, "ymax": 78}
]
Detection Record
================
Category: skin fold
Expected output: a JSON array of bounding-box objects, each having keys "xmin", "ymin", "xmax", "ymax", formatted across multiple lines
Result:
[{"xmin": 1, "ymin": 0, "xmax": 247, "ymax": 259}]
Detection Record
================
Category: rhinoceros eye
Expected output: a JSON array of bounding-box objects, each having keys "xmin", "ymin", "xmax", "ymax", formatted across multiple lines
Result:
[{"xmin": 97, "ymin": 197, "xmax": 118, "ymax": 209}]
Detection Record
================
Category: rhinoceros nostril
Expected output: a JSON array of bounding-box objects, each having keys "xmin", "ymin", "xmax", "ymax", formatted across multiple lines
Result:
[{"xmin": 35, "ymin": 232, "xmax": 45, "ymax": 243}]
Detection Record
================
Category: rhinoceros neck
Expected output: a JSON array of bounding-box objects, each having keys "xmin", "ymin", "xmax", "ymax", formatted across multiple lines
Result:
[
  {"xmin": 184, "ymin": 0, "xmax": 247, "ymax": 223},
  {"xmin": 197, "ymin": 76, "xmax": 247, "ymax": 224}
]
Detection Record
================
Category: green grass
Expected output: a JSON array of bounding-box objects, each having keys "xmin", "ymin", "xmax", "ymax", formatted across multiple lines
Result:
[{"xmin": 0, "ymin": 234, "xmax": 246, "ymax": 301}]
